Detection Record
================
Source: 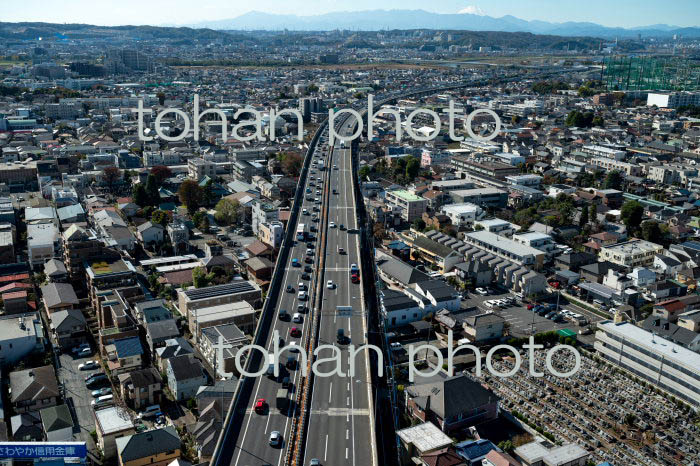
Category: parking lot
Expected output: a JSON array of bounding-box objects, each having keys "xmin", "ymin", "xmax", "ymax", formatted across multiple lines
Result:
[
  {"xmin": 460, "ymin": 288, "xmax": 604, "ymax": 341},
  {"xmin": 57, "ymin": 350, "xmax": 103, "ymax": 452}
]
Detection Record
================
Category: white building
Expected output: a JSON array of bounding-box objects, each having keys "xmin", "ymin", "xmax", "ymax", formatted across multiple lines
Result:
[
  {"xmin": 599, "ymin": 239, "xmax": 664, "ymax": 268},
  {"xmin": 385, "ymin": 190, "xmax": 428, "ymax": 222},
  {"xmin": 595, "ymin": 320, "xmax": 700, "ymax": 407},
  {"xmin": 0, "ymin": 313, "xmax": 45, "ymax": 365},
  {"xmin": 440, "ymin": 203, "xmax": 484, "ymax": 227},
  {"xmin": 647, "ymin": 92, "xmax": 700, "ymax": 109},
  {"xmin": 512, "ymin": 232, "xmax": 557, "ymax": 261},
  {"xmin": 251, "ymin": 200, "xmax": 279, "ymax": 235}
]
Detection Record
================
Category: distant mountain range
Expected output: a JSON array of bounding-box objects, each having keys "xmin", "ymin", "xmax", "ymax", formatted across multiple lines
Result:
[{"xmin": 186, "ymin": 9, "xmax": 700, "ymax": 38}]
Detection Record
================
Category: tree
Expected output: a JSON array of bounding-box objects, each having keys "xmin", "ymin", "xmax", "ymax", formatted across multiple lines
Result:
[
  {"xmin": 603, "ymin": 170, "xmax": 623, "ymax": 189},
  {"xmin": 123, "ymin": 170, "xmax": 134, "ymax": 185},
  {"xmin": 179, "ymin": 180, "xmax": 203, "ymax": 214},
  {"xmin": 641, "ymin": 221, "xmax": 663, "ymax": 243},
  {"xmin": 145, "ymin": 174, "xmax": 160, "ymax": 207},
  {"xmin": 150, "ymin": 165, "xmax": 172, "ymax": 185},
  {"xmin": 405, "ymin": 157, "xmax": 421, "ymax": 181},
  {"xmin": 592, "ymin": 115, "xmax": 605, "ymax": 127},
  {"xmin": 156, "ymin": 91, "xmax": 165, "ymax": 106},
  {"xmin": 202, "ymin": 179, "xmax": 214, "ymax": 207},
  {"xmin": 412, "ymin": 218, "xmax": 426, "ymax": 232},
  {"xmin": 589, "ymin": 204, "xmax": 598, "ymax": 224},
  {"xmin": 565, "ymin": 110, "xmax": 594, "ymax": 128},
  {"xmin": 215, "ymin": 198, "xmax": 241, "ymax": 226},
  {"xmin": 151, "ymin": 209, "xmax": 169, "ymax": 227},
  {"xmin": 192, "ymin": 266, "xmax": 211, "ymax": 288},
  {"xmin": 103, "ymin": 166, "xmax": 121, "ymax": 191},
  {"xmin": 372, "ymin": 223, "xmax": 386, "ymax": 240},
  {"xmin": 132, "ymin": 184, "xmax": 148, "ymax": 207},
  {"xmin": 578, "ymin": 205, "xmax": 589, "ymax": 227},
  {"xmin": 358, "ymin": 165, "xmax": 371, "ymax": 180},
  {"xmin": 278, "ymin": 152, "xmax": 303, "ymax": 177},
  {"xmin": 620, "ymin": 200, "xmax": 644, "ymax": 233}
]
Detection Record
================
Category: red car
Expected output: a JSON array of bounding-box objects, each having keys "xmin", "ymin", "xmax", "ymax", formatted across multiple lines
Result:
[
  {"xmin": 255, "ymin": 398, "xmax": 267, "ymax": 414},
  {"xmin": 290, "ymin": 327, "xmax": 301, "ymax": 338},
  {"xmin": 351, "ymin": 274, "xmax": 360, "ymax": 283},
  {"xmin": 527, "ymin": 304, "xmax": 535, "ymax": 310}
]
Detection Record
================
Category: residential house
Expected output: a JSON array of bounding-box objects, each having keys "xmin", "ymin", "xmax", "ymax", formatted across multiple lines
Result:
[
  {"xmin": 10, "ymin": 412, "xmax": 42, "ymax": 441},
  {"xmin": 44, "ymin": 258, "xmax": 68, "ymax": 283},
  {"xmin": 137, "ymin": 221, "xmax": 165, "ymax": 247},
  {"xmin": 155, "ymin": 337, "xmax": 194, "ymax": 372},
  {"xmin": 165, "ymin": 354, "xmax": 207, "ymax": 401},
  {"xmin": 40, "ymin": 282, "xmax": 79, "ymax": 313},
  {"xmin": 200, "ymin": 323, "xmax": 248, "ymax": 378},
  {"xmin": 49, "ymin": 308, "xmax": 88, "ymax": 348},
  {"xmin": 405, "ymin": 374, "xmax": 499, "ymax": 434},
  {"xmin": 40, "ymin": 404, "xmax": 73, "ymax": 441},
  {"xmin": 94, "ymin": 406, "xmax": 135, "ymax": 459},
  {"xmin": 117, "ymin": 367, "xmax": 163, "ymax": 410},
  {"xmin": 462, "ymin": 312, "xmax": 505, "ymax": 344},
  {"xmin": 116, "ymin": 426, "xmax": 180, "ymax": 466},
  {"xmin": 9, "ymin": 365, "xmax": 59, "ymax": 413},
  {"xmin": 0, "ymin": 312, "xmax": 46, "ymax": 365},
  {"xmin": 105, "ymin": 336, "xmax": 144, "ymax": 375}
]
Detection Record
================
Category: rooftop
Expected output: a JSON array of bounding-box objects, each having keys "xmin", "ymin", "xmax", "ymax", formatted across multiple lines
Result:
[
  {"xmin": 388, "ymin": 189, "xmax": 425, "ymax": 202},
  {"xmin": 397, "ymin": 422, "xmax": 452, "ymax": 454}
]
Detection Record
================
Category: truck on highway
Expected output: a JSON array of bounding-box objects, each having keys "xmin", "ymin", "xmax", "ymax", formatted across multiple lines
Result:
[
  {"xmin": 318, "ymin": 160, "xmax": 325, "ymax": 171},
  {"xmin": 296, "ymin": 224, "xmax": 306, "ymax": 241},
  {"xmin": 266, "ymin": 354, "xmax": 277, "ymax": 379},
  {"xmin": 276, "ymin": 388, "xmax": 289, "ymax": 411}
]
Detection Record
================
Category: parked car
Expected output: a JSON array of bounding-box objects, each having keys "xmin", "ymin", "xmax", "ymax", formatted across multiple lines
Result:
[
  {"xmin": 72, "ymin": 343, "xmax": 90, "ymax": 355},
  {"xmin": 79, "ymin": 360, "xmax": 99, "ymax": 371},
  {"xmin": 91, "ymin": 387, "xmax": 112, "ymax": 398},
  {"xmin": 475, "ymin": 288, "xmax": 488, "ymax": 296}
]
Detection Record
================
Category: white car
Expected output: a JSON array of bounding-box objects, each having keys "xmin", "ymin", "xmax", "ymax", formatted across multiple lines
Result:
[
  {"xmin": 475, "ymin": 287, "xmax": 488, "ymax": 296},
  {"xmin": 484, "ymin": 300, "xmax": 496, "ymax": 308},
  {"xmin": 329, "ymin": 222, "xmax": 336, "ymax": 228},
  {"xmin": 79, "ymin": 360, "xmax": 99, "ymax": 371},
  {"xmin": 292, "ymin": 313, "xmax": 303, "ymax": 323},
  {"xmin": 298, "ymin": 291, "xmax": 307, "ymax": 301},
  {"xmin": 298, "ymin": 283, "xmax": 306, "ymax": 291},
  {"xmin": 327, "ymin": 280, "xmax": 334, "ymax": 289}
]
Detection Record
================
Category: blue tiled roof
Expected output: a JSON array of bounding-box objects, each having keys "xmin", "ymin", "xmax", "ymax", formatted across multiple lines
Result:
[
  {"xmin": 113, "ymin": 337, "xmax": 144, "ymax": 358},
  {"xmin": 455, "ymin": 439, "xmax": 499, "ymax": 461}
]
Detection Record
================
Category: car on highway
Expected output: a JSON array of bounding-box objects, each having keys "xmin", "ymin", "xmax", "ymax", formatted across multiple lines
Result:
[
  {"xmin": 91, "ymin": 387, "xmax": 112, "ymax": 397},
  {"xmin": 338, "ymin": 246, "xmax": 345, "ymax": 254},
  {"xmin": 339, "ymin": 224, "xmax": 345, "ymax": 230},
  {"xmin": 475, "ymin": 287, "xmax": 488, "ymax": 296},
  {"xmin": 298, "ymin": 291, "xmax": 307, "ymax": 300},
  {"xmin": 282, "ymin": 376, "xmax": 291, "ymax": 388},
  {"xmin": 290, "ymin": 327, "xmax": 301, "ymax": 338},
  {"xmin": 79, "ymin": 360, "xmax": 99, "ymax": 371},
  {"xmin": 289, "ymin": 342, "xmax": 301, "ymax": 353},
  {"xmin": 291, "ymin": 258, "xmax": 300, "ymax": 267},
  {"xmin": 302, "ymin": 208, "xmax": 309, "ymax": 215},
  {"xmin": 286, "ymin": 285, "xmax": 294, "ymax": 293},
  {"xmin": 306, "ymin": 248, "xmax": 314, "ymax": 256},
  {"xmin": 327, "ymin": 280, "xmax": 334, "ymax": 289},
  {"xmin": 309, "ymin": 459, "xmax": 321, "ymax": 466},
  {"xmin": 292, "ymin": 313, "xmax": 303, "ymax": 323},
  {"xmin": 269, "ymin": 431, "xmax": 282, "ymax": 447},
  {"xmin": 279, "ymin": 309, "xmax": 289, "ymax": 320},
  {"xmin": 329, "ymin": 222, "xmax": 336, "ymax": 228},
  {"xmin": 301, "ymin": 273, "xmax": 310, "ymax": 280},
  {"xmin": 350, "ymin": 263, "xmax": 359, "ymax": 273},
  {"xmin": 351, "ymin": 274, "xmax": 360, "ymax": 284},
  {"xmin": 333, "ymin": 189, "xmax": 338, "ymax": 194},
  {"xmin": 255, "ymin": 398, "xmax": 267, "ymax": 414},
  {"xmin": 305, "ymin": 257, "xmax": 313, "ymax": 264},
  {"xmin": 297, "ymin": 304, "xmax": 307, "ymax": 314},
  {"xmin": 298, "ymin": 283, "xmax": 306, "ymax": 291},
  {"xmin": 333, "ymin": 164, "xmax": 338, "ymax": 169},
  {"xmin": 304, "ymin": 265, "xmax": 313, "ymax": 273}
]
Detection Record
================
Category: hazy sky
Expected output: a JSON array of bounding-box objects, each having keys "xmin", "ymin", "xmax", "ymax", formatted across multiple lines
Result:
[{"xmin": 4, "ymin": 0, "xmax": 699, "ymax": 28}]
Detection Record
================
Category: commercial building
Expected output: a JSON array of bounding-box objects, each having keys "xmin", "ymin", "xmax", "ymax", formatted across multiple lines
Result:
[
  {"xmin": 385, "ymin": 189, "xmax": 428, "ymax": 222},
  {"xmin": 449, "ymin": 188, "xmax": 508, "ymax": 209},
  {"xmin": 647, "ymin": 91, "xmax": 700, "ymax": 108},
  {"xmin": 451, "ymin": 156, "xmax": 519, "ymax": 180},
  {"xmin": 594, "ymin": 320, "xmax": 700, "ymax": 407},
  {"xmin": 188, "ymin": 300, "xmax": 257, "ymax": 341},
  {"xmin": 599, "ymin": 239, "xmax": 664, "ymax": 268},
  {"xmin": 178, "ymin": 280, "xmax": 261, "ymax": 322}
]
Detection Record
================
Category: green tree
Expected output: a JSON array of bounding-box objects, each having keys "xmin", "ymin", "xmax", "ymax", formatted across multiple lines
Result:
[
  {"xmin": 412, "ymin": 218, "xmax": 426, "ymax": 231},
  {"xmin": 215, "ymin": 198, "xmax": 241, "ymax": 226},
  {"xmin": 103, "ymin": 166, "xmax": 121, "ymax": 191},
  {"xmin": 641, "ymin": 221, "xmax": 663, "ymax": 243},
  {"xmin": 192, "ymin": 266, "xmax": 211, "ymax": 288},
  {"xmin": 589, "ymin": 204, "xmax": 598, "ymax": 224},
  {"xmin": 179, "ymin": 180, "xmax": 203, "ymax": 214},
  {"xmin": 202, "ymin": 179, "xmax": 214, "ymax": 207},
  {"xmin": 405, "ymin": 157, "xmax": 421, "ymax": 180},
  {"xmin": 620, "ymin": 200, "xmax": 644, "ymax": 233},
  {"xmin": 578, "ymin": 205, "xmax": 589, "ymax": 227},
  {"xmin": 145, "ymin": 174, "xmax": 160, "ymax": 207},
  {"xmin": 132, "ymin": 184, "xmax": 148, "ymax": 207},
  {"xmin": 592, "ymin": 115, "xmax": 605, "ymax": 127},
  {"xmin": 358, "ymin": 165, "xmax": 371, "ymax": 180},
  {"xmin": 603, "ymin": 170, "xmax": 623, "ymax": 189},
  {"xmin": 150, "ymin": 165, "xmax": 172, "ymax": 185},
  {"xmin": 151, "ymin": 209, "xmax": 169, "ymax": 227}
]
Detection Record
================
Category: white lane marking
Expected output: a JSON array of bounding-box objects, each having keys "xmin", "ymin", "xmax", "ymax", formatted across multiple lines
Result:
[
  {"xmin": 324, "ymin": 435, "xmax": 329, "ymax": 461},
  {"xmin": 329, "ymin": 382, "xmax": 333, "ymax": 404}
]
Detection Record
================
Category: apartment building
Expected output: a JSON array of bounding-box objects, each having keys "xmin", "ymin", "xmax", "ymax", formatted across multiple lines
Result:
[
  {"xmin": 599, "ymin": 239, "xmax": 664, "ymax": 268},
  {"xmin": 188, "ymin": 158, "xmax": 216, "ymax": 180},
  {"xmin": 513, "ymin": 232, "xmax": 558, "ymax": 262},
  {"xmin": 581, "ymin": 145, "xmax": 626, "ymax": 160},
  {"xmin": 647, "ymin": 91, "xmax": 700, "ymax": 108},
  {"xmin": 594, "ymin": 321, "xmax": 700, "ymax": 407},
  {"xmin": 451, "ymin": 156, "xmax": 519, "ymax": 180},
  {"xmin": 588, "ymin": 157, "xmax": 643, "ymax": 176},
  {"xmin": 385, "ymin": 190, "xmax": 428, "ymax": 222},
  {"xmin": 463, "ymin": 230, "xmax": 545, "ymax": 270},
  {"xmin": 449, "ymin": 188, "xmax": 508, "ymax": 209},
  {"xmin": 648, "ymin": 164, "xmax": 698, "ymax": 187},
  {"xmin": 440, "ymin": 203, "xmax": 483, "ymax": 227}
]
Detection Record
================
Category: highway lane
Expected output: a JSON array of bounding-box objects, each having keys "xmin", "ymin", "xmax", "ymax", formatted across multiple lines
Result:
[
  {"xmin": 229, "ymin": 141, "xmax": 333, "ymax": 466},
  {"xmin": 303, "ymin": 132, "xmax": 375, "ymax": 466}
]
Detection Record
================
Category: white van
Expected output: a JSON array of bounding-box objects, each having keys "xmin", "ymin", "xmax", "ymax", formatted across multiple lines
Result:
[
  {"xmin": 92, "ymin": 394, "xmax": 114, "ymax": 408},
  {"xmin": 138, "ymin": 404, "xmax": 162, "ymax": 419}
]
